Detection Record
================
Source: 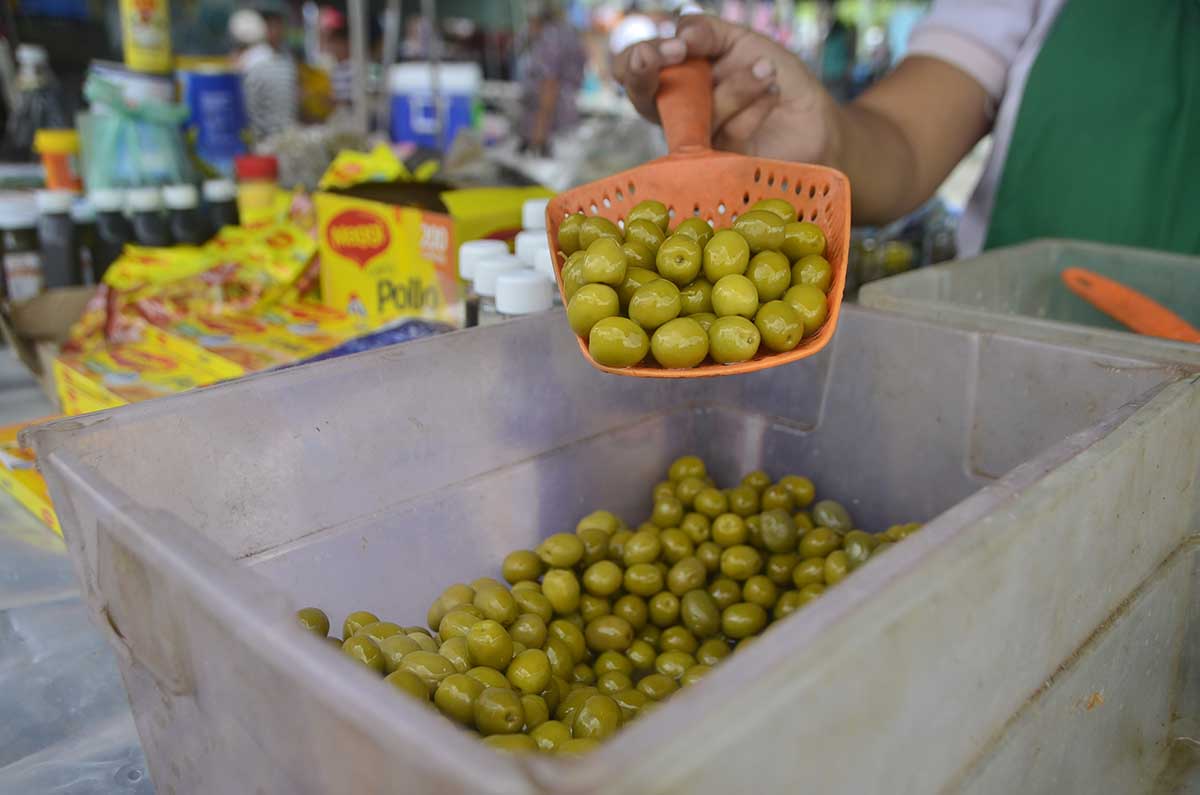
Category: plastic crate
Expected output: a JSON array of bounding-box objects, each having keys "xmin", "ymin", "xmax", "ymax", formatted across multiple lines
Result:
[
  {"xmin": 29, "ymin": 307, "xmax": 1200, "ymax": 794},
  {"xmin": 859, "ymin": 238, "xmax": 1200, "ymax": 366}
]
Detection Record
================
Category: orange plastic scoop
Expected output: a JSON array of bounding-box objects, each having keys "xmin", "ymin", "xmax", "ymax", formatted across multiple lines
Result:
[
  {"xmin": 544, "ymin": 59, "xmax": 851, "ymax": 377},
  {"xmin": 1062, "ymin": 267, "xmax": 1200, "ymax": 344}
]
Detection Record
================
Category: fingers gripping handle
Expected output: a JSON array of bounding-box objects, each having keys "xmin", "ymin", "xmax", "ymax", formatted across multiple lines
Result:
[{"xmin": 656, "ymin": 59, "xmax": 713, "ymax": 154}]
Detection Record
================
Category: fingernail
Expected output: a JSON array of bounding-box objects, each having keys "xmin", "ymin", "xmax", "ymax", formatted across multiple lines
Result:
[
  {"xmin": 660, "ymin": 39, "xmax": 686, "ymax": 63},
  {"xmin": 752, "ymin": 58, "xmax": 775, "ymax": 80}
]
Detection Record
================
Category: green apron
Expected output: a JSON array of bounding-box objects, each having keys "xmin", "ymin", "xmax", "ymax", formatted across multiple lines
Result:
[{"xmin": 984, "ymin": 0, "xmax": 1200, "ymax": 254}]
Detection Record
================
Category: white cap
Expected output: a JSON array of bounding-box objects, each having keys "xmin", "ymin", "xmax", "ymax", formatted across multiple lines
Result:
[
  {"xmin": 202, "ymin": 179, "xmax": 236, "ymax": 203},
  {"xmin": 515, "ymin": 229, "xmax": 548, "ymax": 268},
  {"xmin": 16, "ymin": 45, "xmax": 47, "ymax": 66},
  {"xmin": 71, "ymin": 199, "xmax": 95, "ymax": 224},
  {"xmin": 0, "ymin": 200, "xmax": 39, "ymax": 230},
  {"xmin": 89, "ymin": 188, "xmax": 126, "ymax": 213},
  {"xmin": 229, "ymin": 9, "xmax": 268, "ymax": 46},
  {"xmin": 458, "ymin": 239, "xmax": 509, "ymax": 281},
  {"xmin": 473, "ymin": 254, "xmax": 524, "ymax": 297},
  {"xmin": 126, "ymin": 187, "xmax": 163, "ymax": 213},
  {"xmin": 163, "ymin": 184, "xmax": 199, "ymax": 210},
  {"xmin": 35, "ymin": 190, "xmax": 74, "ymax": 215},
  {"xmin": 521, "ymin": 198, "xmax": 550, "ymax": 230},
  {"xmin": 496, "ymin": 270, "xmax": 555, "ymax": 315},
  {"xmin": 533, "ymin": 245, "xmax": 556, "ymax": 281}
]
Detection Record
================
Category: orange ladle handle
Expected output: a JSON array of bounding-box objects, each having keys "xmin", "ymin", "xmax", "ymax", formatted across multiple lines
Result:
[
  {"xmin": 1062, "ymin": 267, "xmax": 1200, "ymax": 344},
  {"xmin": 656, "ymin": 59, "xmax": 713, "ymax": 155}
]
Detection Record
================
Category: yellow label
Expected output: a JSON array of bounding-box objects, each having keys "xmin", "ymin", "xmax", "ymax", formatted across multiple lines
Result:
[{"xmin": 120, "ymin": 0, "xmax": 172, "ymax": 73}]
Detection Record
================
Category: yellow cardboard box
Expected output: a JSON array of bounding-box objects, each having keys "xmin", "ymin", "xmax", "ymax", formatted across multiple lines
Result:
[
  {"xmin": 316, "ymin": 182, "xmax": 551, "ymax": 327},
  {"xmin": 0, "ymin": 419, "xmax": 60, "ymax": 534}
]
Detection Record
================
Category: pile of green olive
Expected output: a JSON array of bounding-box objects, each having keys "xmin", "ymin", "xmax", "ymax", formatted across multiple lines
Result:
[
  {"xmin": 297, "ymin": 456, "xmax": 921, "ymax": 755},
  {"xmin": 556, "ymin": 199, "xmax": 834, "ymax": 369}
]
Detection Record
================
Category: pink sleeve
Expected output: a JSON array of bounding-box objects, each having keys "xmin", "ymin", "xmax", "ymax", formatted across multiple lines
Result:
[{"xmin": 905, "ymin": 0, "xmax": 1040, "ymax": 102}]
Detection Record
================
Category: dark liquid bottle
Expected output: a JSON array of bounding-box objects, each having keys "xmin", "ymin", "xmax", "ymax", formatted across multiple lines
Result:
[
  {"xmin": 164, "ymin": 184, "xmax": 210, "ymax": 245},
  {"xmin": 36, "ymin": 189, "xmax": 80, "ymax": 287},
  {"xmin": 202, "ymin": 179, "xmax": 239, "ymax": 231},
  {"xmin": 89, "ymin": 188, "xmax": 133, "ymax": 281},
  {"xmin": 127, "ymin": 187, "xmax": 172, "ymax": 248}
]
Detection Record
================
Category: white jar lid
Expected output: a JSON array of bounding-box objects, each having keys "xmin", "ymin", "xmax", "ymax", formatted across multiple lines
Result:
[
  {"xmin": 163, "ymin": 184, "xmax": 199, "ymax": 210},
  {"xmin": 515, "ymin": 229, "xmax": 549, "ymax": 268},
  {"xmin": 0, "ymin": 199, "xmax": 38, "ymax": 230},
  {"xmin": 89, "ymin": 188, "xmax": 126, "ymax": 213},
  {"xmin": 458, "ymin": 239, "xmax": 509, "ymax": 281},
  {"xmin": 35, "ymin": 189, "xmax": 74, "ymax": 215},
  {"xmin": 202, "ymin": 179, "xmax": 236, "ymax": 203},
  {"xmin": 126, "ymin": 187, "xmax": 163, "ymax": 213},
  {"xmin": 496, "ymin": 269, "xmax": 554, "ymax": 315},
  {"xmin": 473, "ymin": 253, "xmax": 524, "ymax": 297},
  {"xmin": 521, "ymin": 198, "xmax": 550, "ymax": 230},
  {"xmin": 71, "ymin": 199, "xmax": 96, "ymax": 224},
  {"xmin": 532, "ymin": 245, "xmax": 557, "ymax": 281}
]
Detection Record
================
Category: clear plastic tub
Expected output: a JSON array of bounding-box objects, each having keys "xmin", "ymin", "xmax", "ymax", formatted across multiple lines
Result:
[
  {"xmin": 859, "ymin": 238, "xmax": 1200, "ymax": 366},
  {"xmin": 28, "ymin": 306, "xmax": 1200, "ymax": 794}
]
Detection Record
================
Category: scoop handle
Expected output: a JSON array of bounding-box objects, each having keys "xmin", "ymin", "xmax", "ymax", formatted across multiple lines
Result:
[
  {"xmin": 1062, "ymin": 267, "xmax": 1200, "ymax": 343},
  {"xmin": 656, "ymin": 59, "xmax": 713, "ymax": 154}
]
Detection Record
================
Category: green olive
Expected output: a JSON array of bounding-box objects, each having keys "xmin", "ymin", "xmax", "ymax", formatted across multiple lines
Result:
[
  {"xmin": 648, "ymin": 591, "xmax": 680, "ymax": 627},
  {"xmin": 754, "ymin": 301, "xmax": 804, "ymax": 352},
  {"xmin": 690, "ymin": 312, "xmax": 717, "ymax": 332},
  {"xmin": 611, "ymin": 688, "xmax": 650, "ymax": 721},
  {"xmin": 438, "ymin": 609, "xmax": 481, "ymax": 643},
  {"xmin": 581, "ymin": 237, "xmax": 627, "ymax": 286},
  {"xmin": 577, "ymin": 510, "xmax": 622, "ymax": 535},
  {"xmin": 722, "ymin": 602, "xmax": 768, "ymax": 639},
  {"xmin": 509, "ymin": 614, "xmax": 548, "ymax": 649},
  {"xmin": 594, "ymin": 650, "xmax": 634, "ymax": 677},
  {"xmin": 696, "ymin": 541, "xmax": 723, "ymax": 573},
  {"xmin": 612, "ymin": 594, "xmax": 648, "ymax": 630},
  {"xmin": 778, "ymin": 475, "xmax": 814, "ymax": 507},
  {"xmin": 386, "ymin": 668, "xmax": 430, "ymax": 701},
  {"xmin": 561, "ymin": 255, "xmax": 587, "ymax": 301},
  {"xmin": 542, "ymin": 569, "xmax": 582, "ymax": 615},
  {"xmin": 573, "ymin": 694, "xmax": 623, "ymax": 740},
  {"xmin": 742, "ymin": 575, "xmax": 778, "ymax": 609},
  {"xmin": 296, "ymin": 607, "xmax": 330, "ymax": 636},
  {"xmin": 793, "ymin": 254, "xmax": 833, "ymax": 291},
  {"xmin": 537, "ymin": 532, "xmax": 586, "ymax": 568},
  {"xmin": 435, "ymin": 673, "xmax": 485, "ymax": 725},
  {"xmin": 597, "ymin": 670, "xmax": 633, "ymax": 695},
  {"xmin": 712, "ymin": 513, "xmax": 747, "ymax": 547},
  {"xmin": 749, "ymin": 198, "xmax": 798, "ymax": 223},
  {"xmin": 558, "ymin": 213, "xmax": 586, "ymax": 254},
  {"xmin": 765, "ymin": 552, "xmax": 799, "ymax": 587},
  {"xmin": 650, "ymin": 317, "xmax": 709, "ymax": 369},
  {"xmin": 341, "ymin": 635, "xmax": 384, "ymax": 673},
  {"xmin": 783, "ymin": 284, "xmax": 829, "ymax": 337},
  {"xmin": 680, "ymin": 664, "xmax": 712, "ymax": 687},
  {"xmin": 622, "ymin": 239, "xmax": 655, "ymax": 271},
  {"xmin": 544, "ymin": 637, "xmax": 575, "ymax": 680},
  {"xmin": 794, "ymin": 511, "xmax": 815, "ymax": 531},
  {"xmin": 711, "ymin": 274, "xmax": 760, "ymax": 318},
  {"xmin": 759, "ymin": 508, "xmax": 798, "ymax": 553},
  {"xmin": 720, "ymin": 545, "xmax": 764, "ymax": 581},
  {"xmin": 655, "ymin": 650, "xmax": 696, "ymax": 680},
  {"xmin": 624, "ymin": 530, "xmax": 663, "ymax": 565},
  {"xmin": 439, "ymin": 635, "xmax": 471, "ymax": 672},
  {"xmin": 342, "ymin": 610, "xmax": 379, "ymax": 640},
  {"xmin": 555, "ymin": 686, "xmax": 597, "ymax": 724},
  {"xmin": 659, "ymin": 625, "xmax": 699, "ymax": 654},
  {"xmin": 781, "ymin": 221, "xmax": 826, "ymax": 260},
  {"xmin": 608, "ymin": 530, "xmax": 633, "ymax": 563},
  {"xmin": 773, "ymin": 590, "xmax": 804, "ymax": 620},
  {"xmin": 679, "ymin": 589, "xmax": 722, "ymax": 638},
  {"xmin": 746, "ymin": 514, "xmax": 764, "ymax": 547},
  {"xmin": 567, "ymin": 283, "xmax": 620, "ymax": 338},
  {"xmin": 843, "ymin": 533, "xmax": 872, "ymax": 570},
  {"xmin": 579, "ymin": 594, "xmax": 611, "ymax": 623},
  {"xmin": 507, "ymin": 648, "xmax": 552, "ymax": 694},
  {"xmin": 760, "ymin": 484, "xmax": 794, "ymax": 512},
  {"xmin": 579, "ymin": 216, "xmax": 622, "ymax": 249},
  {"xmin": 673, "ymin": 217, "xmax": 715, "ymax": 247},
  {"xmin": 703, "ymin": 229, "xmax": 751, "ymax": 281},
  {"xmin": 679, "ymin": 278, "xmax": 714, "ymax": 315},
  {"xmin": 399, "ymin": 651, "xmax": 458, "ymax": 693},
  {"xmin": 813, "ymin": 499, "xmax": 853, "ymax": 531},
  {"xmin": 531, "ymin": 719, "xmax": 573, "ymax": 752},
  {"xmin": 792, "ymin": 557, "xmax": 826, "ymax": 588},
  {"xmin": 549, "ymin": 619, "xmax": 588, "ymax": 662},
  {"xmin": 466, "ymin": 620, "xmax": 514, "ymax": 670},
  {"xmin": 669, "ymin": 455, "xmax": 706, "ymax": 481},
  {"xmin": 667, "ymin": 556, "xmax": 708, "ymax": 596},
  {"xmin": 521, "ymin": 693, "xmax": 551, "ymax": 730},
  {"xmin": 589, "ymin": 317, "xmax": 650, "ymax": 368},
  {"xmin": 473, "ymin": 586, "xmax": 519, "ymax": 625},
  {"xmin": 655, "ymin": 235, "xmax": 703, "ymax": 286},
  {"xmin": 577, "ymin": 527, "xmax": 610, "ymax": 567},
  {"xmin": 733, "ymin": 210, "xmax": 785, "ymax": 253},
  {"xmin": 660, "ymin": 529, "xmax": 695, "ymax": 563},
  {"xmin": 800, "ymin": 527, "xmax": 842, "ymax": 559},
  {"xmin": 746, "ymin": 251, "xmax": 792, "ymax": 301},
  {"xmin": 626, "ymin": 639, "xmax": 657, "ymax": 672},
  {"xmin": 474, "ymin": 687, "xmax": 525, "ymax": 735},
  {"xmin": 571, "ymin": 663, "xmax": 597, "ymax": 685},
  {"xmin": 727, "ymin": 485, "xmax": 760, "ymax": 517},
  {"xmin": 742, "ymin": 470, "xmax": 771, "ymax": 491},
  {"xmin": 378, "ymin": 634, "xmax": 421, "ymax": 673},
  {"xmin": 824, "ymin": 550, "xmax": 850, "ymax": 586},
  {"xmin": 708, "ymin": 316, "xmax": 761, "ymax": 364},
  {"xmin": 674, "ymin": 477, "xmax": 707, "ymax": 509},
  {"xmin": 680, "ymin": 512, "xmax": 711, "ymax": 544},
  {"xmin": 513, "ymin": 589, "xmax": 554, "ymax": 623},
  {"xmin": 693, "ymin": 487, "xmax": 729, "ymax": 518},
  {"xmin": 696, "ymin": 637, "xmax": 732, "ymax": 666},
  {"xmin": 625, "ymin": 218, "xmax": 667, "ymax": 253},
  {"xmin": 637, "ymin": 624, "xmax": 662, "ymax": 648},
  {"xmin": 797, "ymin": 583, "xmax": 825, "ymax": 605},
  {"xmin": 585, "ymin": 615, "xmax": 635, "ymax": 652},
  {"xmin": 627, "ymin": 199, "xmax": 670, "ymax": 231},
  {"xmin": 629, "ymin": 279, "xmax": 682, "ymax": 332},
  {"xmin": 636, "ymin": 672, "xmax": 679, "ymax": 700},
  {"xmin": 501, "ymin": 550, "xmax": 543, "ymax": 584},
  {"xmin": 616, "ymin": 266, "xmax": 659, "ymax": 308},
  {"xmin": 408, "ymin": 632, "xmax": 439, "ymax": 652},
  {"xmin": 582, "ymin": 560, "xmax": 623, "ymax": 597},
  {"xmin": 652, "ymin": 496, "xmax": 685, "ymax": 528},
  {"xmin": 466, "ymin": 666, "xmax": 511, "ymax": 689},
  {"xmin": 624, "ymin": 559, "xmax": 662, "ymax": 598}
]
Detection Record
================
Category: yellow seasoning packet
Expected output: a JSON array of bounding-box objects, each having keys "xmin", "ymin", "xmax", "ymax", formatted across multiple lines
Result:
[{"xmin": 319, "ymin": 143, "xmax": 404, "ymax": 190}]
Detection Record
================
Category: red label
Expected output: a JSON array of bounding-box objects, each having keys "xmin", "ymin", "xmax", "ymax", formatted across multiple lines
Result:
[{"xmin": 326, "ymin": 209, "xmax": 391, "ymax": 268}]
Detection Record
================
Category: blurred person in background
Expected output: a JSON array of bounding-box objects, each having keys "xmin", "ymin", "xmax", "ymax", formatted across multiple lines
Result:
[
  {"xmin": 319, "ymin": 6, "xmax": 353, "ymax": 109},
  {"xmin": 517, "ymin": 1, "xmax": 587, "ymax": 156},
  {"xmin": 230, "ymin": 8, "xmax": 299, "ymax": 141},
  {"xmin": 818, "ymin": 0, "xmax": 855, "ymax": 102}
]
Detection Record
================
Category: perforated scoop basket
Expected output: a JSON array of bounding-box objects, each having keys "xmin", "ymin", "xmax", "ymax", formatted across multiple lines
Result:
[{"xmin": 545, "ymin": 59, "xmax": 851, "ymax": 377}]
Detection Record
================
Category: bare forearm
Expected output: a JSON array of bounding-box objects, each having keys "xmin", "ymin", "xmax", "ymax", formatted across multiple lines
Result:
[{"xmin": 532, "ymin": 79, "xmax": 560, "ymax": 146}]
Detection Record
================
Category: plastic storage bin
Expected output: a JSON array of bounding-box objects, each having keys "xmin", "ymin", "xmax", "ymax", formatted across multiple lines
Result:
[
  {"xmin": 859, "ymin": 238, "xmax": 1200, "ymax": 366},
  {"xmin": 29, "ymin": 306, "xmax": 1200, "ymax": 794},
  {"xmin": 389, "ymin": 62, "xmax": 481, "ymax": 151}
]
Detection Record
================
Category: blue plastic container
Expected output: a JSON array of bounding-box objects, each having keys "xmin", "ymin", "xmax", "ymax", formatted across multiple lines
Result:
[
  {"xmin": 389, "ymin": 63, "xmax": 481, "ymax": 151},
  {"xmin": 180, "ymin": 67, "xmax": 247, "ymax": 176}
]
